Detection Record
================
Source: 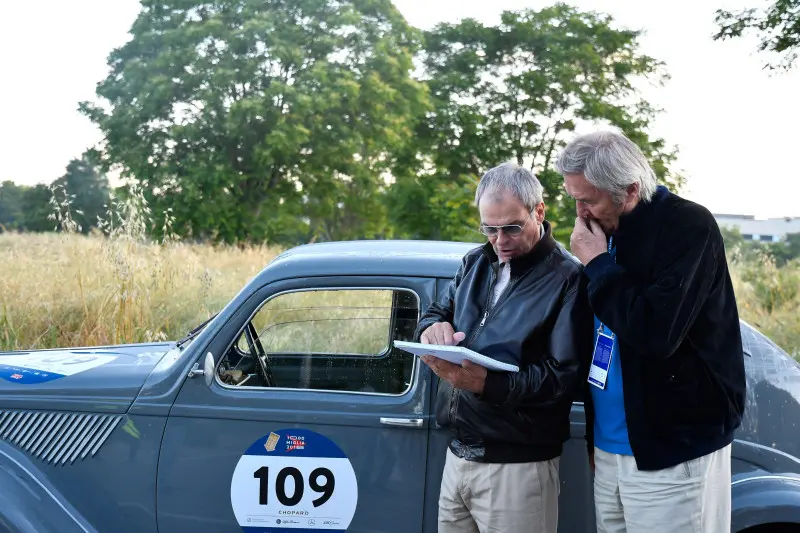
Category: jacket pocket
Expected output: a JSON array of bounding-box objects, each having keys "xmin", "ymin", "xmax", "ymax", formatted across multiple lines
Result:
[
  {"xmin": 435, "ymin": 382, "xmax": 454, "ymax": 428},
  {"xmin": 653, "ymin": 356, "xmax": 722, "ymax": 432}
]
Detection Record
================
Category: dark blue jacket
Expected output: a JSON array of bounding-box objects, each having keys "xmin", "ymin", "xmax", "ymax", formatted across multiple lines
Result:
[{"xmin": 584, "ymin": 186, "xmax": 747, "ymax": 470}]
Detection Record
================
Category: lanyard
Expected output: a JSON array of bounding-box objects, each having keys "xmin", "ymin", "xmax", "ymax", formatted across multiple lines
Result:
[{"xmin": 597, "ymin": 235, "xmax": 616, "ymax": 337}]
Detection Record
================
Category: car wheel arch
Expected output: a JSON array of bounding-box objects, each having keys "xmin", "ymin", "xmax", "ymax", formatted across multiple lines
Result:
[{"xmin": 732, "ymin": 475, "xmax": 800, "ymax": 532}]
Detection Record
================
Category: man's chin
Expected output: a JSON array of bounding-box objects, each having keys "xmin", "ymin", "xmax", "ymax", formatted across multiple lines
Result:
[{"xmin": 497, "ymin": 250, "xmax": 516, "ymax": 262}]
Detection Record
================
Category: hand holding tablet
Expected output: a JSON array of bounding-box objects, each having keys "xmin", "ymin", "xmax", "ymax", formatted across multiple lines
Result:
[{"xmin": 393, "ymin": 340, "xmax": 520, "ymax": 373}]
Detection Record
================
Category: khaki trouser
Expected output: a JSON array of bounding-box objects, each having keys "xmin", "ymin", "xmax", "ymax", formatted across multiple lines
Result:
[
  {"xmin": 593, "ymin": 444, "xmax": 732, "ymax": 533},
  {"xmin": 438, "ymin": 447, "xmax": 560, "ymax": 533}
]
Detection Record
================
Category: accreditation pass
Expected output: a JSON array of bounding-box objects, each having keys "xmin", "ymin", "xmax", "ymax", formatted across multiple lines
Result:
[{"xmin": 588, "ymin": 331, "xmax": 614, "ymax": 389}]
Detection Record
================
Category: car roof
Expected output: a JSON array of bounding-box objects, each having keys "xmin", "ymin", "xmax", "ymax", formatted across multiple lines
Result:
[{"xmin": 258, "ymin": 239, "xmax": 481, "ymax": 282}]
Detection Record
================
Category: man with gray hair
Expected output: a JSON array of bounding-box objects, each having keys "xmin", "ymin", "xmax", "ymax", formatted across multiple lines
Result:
[
  {"xmin": 555, "ymin": 130, "xmax": 746, "ymax": 533},
  {"xmin": 414, "ymin": 161, "xmax": 593, "ymax": 533}
]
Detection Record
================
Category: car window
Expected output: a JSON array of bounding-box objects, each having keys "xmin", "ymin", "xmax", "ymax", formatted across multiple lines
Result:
[{"xmin": 218, "ymin": 288, "xmax": 420, "ymax": 395}]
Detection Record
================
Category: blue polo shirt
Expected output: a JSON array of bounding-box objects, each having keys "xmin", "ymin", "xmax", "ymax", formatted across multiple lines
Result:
[{"xmin": 590, "ymin": 243, "xmax": 633, "ymax": 455}]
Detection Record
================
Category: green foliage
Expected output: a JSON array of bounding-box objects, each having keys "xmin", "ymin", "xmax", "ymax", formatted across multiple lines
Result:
[
  {"xmin": 387, "ymin": 3, "xmax": 684, "ymax": 244},
  {"xmin": 769, "ymin": 232, "xmax": 800, "ymax": 266},
  {"xmin": 722, "ymin": 226, "xmax": 800, "ymax": 267},
  {"xmin": 739, "ymin": 252, "xmax": 799, "ymax": 313},
  {"xmin": 714, "ymin": 0, "xmax": 800, "ymax": 70},
  {"xmin": 0, "ymin": 155, "xmax": 110, "ymax": 234},
  {"xmin": 0, "ymin": 181, "xmax": 26, "ymax": 231},
  {"xmin": 2, "ymin": 2, "xmax": 685, "ymax": 248},
  {"xmin": 19, "ymin": 185, "xmax": 54, "ymax": 233},
  {"xmin": 729, "ymin": 247, "xmax": 800, "ymax": 359},
  {"xmin": 50, "ymin": 155, "xmax": 112, "ymax": 234},
  {"xmin": 80, "ymin": 0, "xmax": 429, "ymax": 246}
]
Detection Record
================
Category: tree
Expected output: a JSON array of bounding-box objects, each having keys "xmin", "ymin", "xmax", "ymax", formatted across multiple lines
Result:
[
  {"xmin": 80, "ymin": 0, "xmax": 429, "ymax": 245},
  {"xmin": 768, "ymin": 232, "xmax": 800, "ymax": 266},
  {"xmin": 386, "ymin": 4, "xmax": 683, "ymax": 244},
  {"xmin": 714, "ymin": 0, "xmax": 800, "ymax": 70},
  {"xmin": 720, "ymin": 225, "xmax": 746, "ymax": 251},
  {"xmin": 50, "ymin": 155, "xmax": 111, "ymax": 234},
  {"xmin": 0, "ymin": 182, "xmax": 56, "ymax": 233},
  {"xmin": 0, "ymin": 181, "xmax": 26, "ymax": 231},
  {"xmin": 18, "ymin": 185, "xmax": 54, "ymax": 233}
]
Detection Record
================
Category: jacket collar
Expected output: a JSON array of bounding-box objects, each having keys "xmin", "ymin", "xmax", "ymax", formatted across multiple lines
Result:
[
  {"xmin": 481, "ymin": 220, "xmax": 557, "ymax": 277},
  {"xmin": 615, "ymin": 185, "xmax": 670, "ymax": 239}
]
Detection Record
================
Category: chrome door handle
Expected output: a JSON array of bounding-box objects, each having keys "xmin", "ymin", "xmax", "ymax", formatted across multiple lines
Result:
[{"xmin": 380, "ymin": 417, "xmax": 423, "ymax": 428}]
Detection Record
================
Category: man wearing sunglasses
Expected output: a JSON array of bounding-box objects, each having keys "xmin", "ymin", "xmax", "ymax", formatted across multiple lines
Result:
[{"xmin": 414, "ymin": 162, "xmax": 593, "ymax": 533}]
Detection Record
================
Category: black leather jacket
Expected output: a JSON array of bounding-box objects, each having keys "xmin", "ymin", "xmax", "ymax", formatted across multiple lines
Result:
[{"xmin": 414, "ymin": 222, "xmax": 594, "ymax": 463}]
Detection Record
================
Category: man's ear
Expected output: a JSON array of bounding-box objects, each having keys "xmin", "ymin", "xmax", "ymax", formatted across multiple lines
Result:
[
  {"xmin": 535, "ymin": 201, "xmax": 546, "ymax": 223},
  {"xmin": 625, "ymin": 183, "xmax": 640, "ymax": 205}
]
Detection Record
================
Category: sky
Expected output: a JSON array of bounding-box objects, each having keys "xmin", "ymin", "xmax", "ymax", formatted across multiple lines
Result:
[{"xmin": 1, "ymin": 0, "xmax": 798, "ymax": 218}]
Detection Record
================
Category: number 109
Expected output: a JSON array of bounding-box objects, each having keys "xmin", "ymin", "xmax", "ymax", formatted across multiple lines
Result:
[{"xmin": 253, "ymin": 466, "xmax": 335, "ymax": 508}]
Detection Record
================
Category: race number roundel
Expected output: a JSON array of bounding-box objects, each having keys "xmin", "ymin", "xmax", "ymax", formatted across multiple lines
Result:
[{"xmin": 231, "ymin": 429, "xmax": 358, "ymax": 532}]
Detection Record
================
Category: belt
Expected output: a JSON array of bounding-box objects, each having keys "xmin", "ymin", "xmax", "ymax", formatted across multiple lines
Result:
[{"xmin": 449, "ymin": 438, "xmax": 486, "ymax": 461}]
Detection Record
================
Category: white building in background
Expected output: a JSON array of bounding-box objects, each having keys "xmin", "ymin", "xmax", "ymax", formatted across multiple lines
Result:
[{"xmin": 714, "ymin": 214, "xmax": 800, "ymax": 243}]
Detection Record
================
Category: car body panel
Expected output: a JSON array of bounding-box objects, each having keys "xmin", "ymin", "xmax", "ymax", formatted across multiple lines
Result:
[
  {"xmin": 0, "ymin": 239, "xmax": 797, "ymax": 532},
  {"xmin": 0, "ymin": 412, "xmax": 165, "ymax": 533},
  {"xmin": 157, "ymin": 274, "xmax": 436, "ymax": 533},
  {"xmin": 0, "ymin": 344, "xmax": 172, "ymax": 413},
  {"xmin": 0, "ymin": 440, "xmax": 97, "ymax": 533}
]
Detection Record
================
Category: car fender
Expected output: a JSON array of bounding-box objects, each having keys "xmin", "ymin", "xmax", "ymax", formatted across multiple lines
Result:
[
  {"xmin": 0, "ymin": 443, "xmax": 97, "ymax": 533},
  {"xmin": 732, "ymin": 474, "xmax": 800, "ymax": 531}
]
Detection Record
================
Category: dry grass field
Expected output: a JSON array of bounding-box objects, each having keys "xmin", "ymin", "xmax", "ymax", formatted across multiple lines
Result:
[
  {"xmin": 0, "ymin": 231, "xmax": 278, "ymax": 350},
  {"xmin": 1, "ymin": 230, "xmax": 798, "ymax": 360}
]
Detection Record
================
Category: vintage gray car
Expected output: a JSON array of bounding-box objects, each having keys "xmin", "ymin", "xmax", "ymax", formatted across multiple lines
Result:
[{"xmin": 1, "ymin": 240, "xmax": 799, "ymax": 533}]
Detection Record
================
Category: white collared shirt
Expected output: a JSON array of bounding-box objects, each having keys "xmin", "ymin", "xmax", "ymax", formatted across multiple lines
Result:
[
  {"xmin": 491, "ymin": 261, "xmax": 511, "ymax": 307},
  {"xmin": 490, "ymin": 223, "xmax": 542, "ymax": 307}
]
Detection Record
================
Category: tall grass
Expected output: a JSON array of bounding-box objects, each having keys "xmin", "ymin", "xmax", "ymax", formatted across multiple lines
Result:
[
  {"xmin": 0, "ymin": 185, "xmax": 279, "ymax": 350},
  {"xmin": 0, "ymin": 232, "xmax": 277, "ymax": 350},
  {"xmin": 0, "ymin": 187, "xmax": 797, "ymax": 360},
  {"xmin": 728, "ymin": 251, "xmax": 800, "ymax": 360}
]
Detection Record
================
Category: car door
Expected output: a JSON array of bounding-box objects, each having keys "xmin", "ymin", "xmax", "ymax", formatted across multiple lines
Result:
[{"xmin": 156, "ymin": 275, "xmax": 437, "ymax": 533}]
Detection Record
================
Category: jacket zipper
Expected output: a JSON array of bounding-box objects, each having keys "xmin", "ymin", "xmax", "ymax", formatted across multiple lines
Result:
[
  {"xmin": 466, "ymin": 275, "xmax": 523, "ymax": 349},
  {"xmin": 450, "ymin": 263, "xmax": 498, "ymax": 427},
  {"xmin": 448, "ymin": 259, "xmax": 536, "ymax": 430},
  {"xmin": 464, "ymin": 266, "xmax": 498, "ymax": 349}
]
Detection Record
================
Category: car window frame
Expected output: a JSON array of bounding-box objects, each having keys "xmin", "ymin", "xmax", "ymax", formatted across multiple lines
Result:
[
  {"xmin": 240, "ymin": 306, "xmax": 395, "ymax": 360},
  {"xmin": 213, "ymin": 284, "xmax": 422, "ymax": 398}
]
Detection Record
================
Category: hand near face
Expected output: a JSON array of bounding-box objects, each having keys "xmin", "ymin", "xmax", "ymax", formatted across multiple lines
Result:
[{"xmin": 570, "ymin": 217, "xmax": 608, "ymax": 265}]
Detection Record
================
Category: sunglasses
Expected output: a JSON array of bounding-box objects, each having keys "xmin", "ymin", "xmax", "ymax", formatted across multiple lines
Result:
[{"xmin": 479, "ymin": 212, "xmax": 534, "ymax": 237}]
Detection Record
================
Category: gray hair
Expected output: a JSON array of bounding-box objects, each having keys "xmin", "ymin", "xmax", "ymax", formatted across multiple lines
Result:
[
  {"xmin": 554, "ymin": 131, "xmax": 657, "ymax": 204},
  {"xmin": 474, "ymin": 162, "xmax": 543, "ymax": 211}
]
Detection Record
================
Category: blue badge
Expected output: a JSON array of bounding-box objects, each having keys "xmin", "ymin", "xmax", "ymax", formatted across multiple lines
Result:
[{"xmin": 588, "ymin": 332, "xmax": 614, "ymax": 390}]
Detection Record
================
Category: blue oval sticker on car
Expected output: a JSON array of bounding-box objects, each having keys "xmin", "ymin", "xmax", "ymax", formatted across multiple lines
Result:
[{"xmin": 0, "ymin": 351, "xmax": 119, "ymax": 383}]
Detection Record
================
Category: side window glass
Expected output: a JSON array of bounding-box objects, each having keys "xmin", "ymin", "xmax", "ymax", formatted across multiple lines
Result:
[{"xmin": 217, "ymin": 288, "xmax": 419, "ymax": 395}]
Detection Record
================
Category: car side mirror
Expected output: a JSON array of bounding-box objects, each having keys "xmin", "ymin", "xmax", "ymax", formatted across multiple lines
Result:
[
  {"xmin": 188, "ymin": 352, "xmax": 217, "ymax": 387},
  {"xmin": 203, "ymin": 351, "xmax": 215, "ymax": 387}
]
